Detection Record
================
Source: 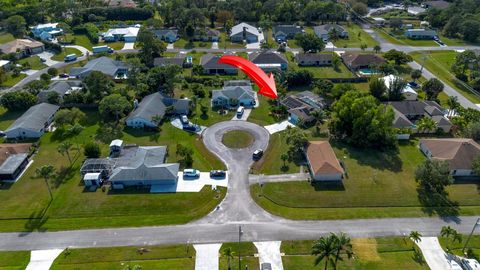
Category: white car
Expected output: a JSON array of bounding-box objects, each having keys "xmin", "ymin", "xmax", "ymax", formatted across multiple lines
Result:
[
  {"xmin": 183, "ymin": 169, "xmax": 200, "ymax": 178},
  {"xmin": 236, "ymin": 106, "xmax": 245, "ymax": 117}
]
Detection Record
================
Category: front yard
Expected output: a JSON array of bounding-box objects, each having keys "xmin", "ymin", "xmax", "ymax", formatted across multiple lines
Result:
[
  {"xmin": 18, "ymin": 56, "xmax": 47, "ymax": 70},
  {"xmin": 285, "ymin": 52, "xmax": 355, "ymax": 79},
  {"xmin": 333, "ymin": 23, "xmax": 378, "ymax": 48},
  {"xmin": 51, "ymin": 48, "xmax": 83, "ymax": 61},
  {"xmin": 251, "ymin": 139, "xmax": 480, "ymax": 219},
  {"xmin": 0, "ymin": 73, "xmax": 26, "ymax": 87}
]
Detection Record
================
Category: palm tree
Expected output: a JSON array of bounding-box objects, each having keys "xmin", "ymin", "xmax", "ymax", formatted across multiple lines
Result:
[
  {"xmin": 409, "ymin": 231, "xmax": 422, "ymax": 247},
  {"xmin": 35, "ymin": 165, "xmax": 56, "ymax": 201},
  {"xmin": 57, "ymin": 141, "xmax": 73, "ymax": 167},
  {"xmin": 447, "ymin": 96, "xmax": 460, "ymax": 111},
  {"xmin": 416, "ymin": 117, "xmax": 437, "ymax": 133},
  {"xmin": 312, "ymin": 234, "xmax": 337, "ymax": 270},
  {"xmin": 280, "ymin": 153, "xmax": 289, "ymax": 167},
  {"xmin": 373, "ymin": 45, "xmax": 381, "ymax": 54},
  {"xmin": 333, "ymin": 233, "xmax": 353, "ymax": 270},
  {"xmin": 311, "ymin": 109, "xmax": 325, "ymax": 134},
  {"xmin": 441, "ymin": 226, "xmax": 457, "ymax": 250},
  {"xmin": 222, "ymin": 247, "xmax": 235, "ymax": 270}
]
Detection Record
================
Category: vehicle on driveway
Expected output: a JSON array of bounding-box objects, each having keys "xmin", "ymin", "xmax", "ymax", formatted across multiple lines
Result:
[
  {"xmin": 59, "ymin": 73, "xmax": 69, "ymax": 78},
  {"xmin": 180, "ymin": 115, "xmax": 189, "ymax": 125},
  {"xmin": 183, "ymin": 124, "xmax": 198, "ymax": 132},
  {"xmin": 0, "ymin": 131, "xmax": 5, "ymax": 137},
  {"xmin": 210, "ymin": 170, "xmax": 226, "ymax": 178},
  {"xmin": 261, "ymin": 263, "xmax": 272, "ymax": 270},
  {"xmin": 183, "ymin": 169, "xmax": 200, "ymax": 178},
  {"xmin": 40, "ymin": 58, "xmax": 46, "ymax": 63},
  {"xmin": 253, "ymin": 149, "xmax": 263, "ymax": 160},
  {"xmin": 236, "ymin": 106, "xmax": 245, "ymax": 118}
]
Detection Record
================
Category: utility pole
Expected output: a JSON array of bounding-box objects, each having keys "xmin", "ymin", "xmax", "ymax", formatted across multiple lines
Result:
[
  {"xmin": 420, "ymin": 52, "xmax": 427, "ymax": 73},
  {"xmin": 462, "ymin": 218, "xmax": 480, "ymax": 254},
  {"xmin": 238, "ymin": 225, "xmax": 243, "ymax": 270}
]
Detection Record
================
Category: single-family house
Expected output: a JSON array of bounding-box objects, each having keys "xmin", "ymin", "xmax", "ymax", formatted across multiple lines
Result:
[
  {"xmin": 0, "ymin": 60, "xmax": 11, "ymax": 70},
  {"xmin": 305, "ymin": 141, "xmax": 344, "ymax": 181},
  {"xmin": 248, "ymin": 50, "xmax": 288, "ymax": 71},
  {"xmin": 30, "ymin": 23, "xmax": 63, "ymax": 41},
  {"xmin": 230, "ymin": 22, "xmax": 261, "ymax": 43},
  {"xmin": 422, "ymin": 0, "xmax": 450, "ymax": 9},
  {"xmin": 193, "ymin": 28, "xmax": 221, "ymax": 42},
  {"xmin": 153, "ymin": 56, "xmax": 185, "ymax": 67},
  {"xmin": 273, "ymin": 25, "xmax": 304, "ymax": 42},
  {"xmin": 153, "ymin": 29, "xmax": 179, "ymax": 43},
  {"xmin": 0, "ymin": 143, "xmax": 32, "ymax": 181},
  {"xmin": 102, "ymin": 26, "xmax": 140, "ymax": 42},
  {"xmin": 5, "ymin": 103, "xmax": 59, "ymax": 139},
  {"xmin": 0, "ymin": 39, "xmax": 44, "ymax": 58},
  {"xmin": 37, "ymin": 80, "xmax": 83, "ymax": 103},
  {"xmin": 419, "ymin": 138, "xmax": 480, "ymax": 177},
  {"xmin": 314, "ymin": 24, "xmax": 348, "ymax": 42},
  {"xmin": 69, "ymin": 56, "xmax": 128, "ymax": 79},
  {"xmin": 405, "ymin": 29, "xmax": 437, "ymax": 40},
  {"xmin": 211, "ymin": 80, "xmax": 257, "ymax": 108},
  {"xmin": 295, "ymin": 53, "xmax": 333, "ymax": 66},
  {"xmin": 200, "ymin": 54, "xmax": 238, "ymax": 75},
  {"xmin": 126, "ymin": 92, "xmax": 190, "ymax": 128},
  {"xmin": 391, "ymin": 107, "xmax": 414, "ymax": 140},
  {"xmin": 280, "ymin": 91, "xmax": 325, "ymax": 125},
  {"xmin": 380, "ymin": 74, "xmax": 418, "ymax": 101},
  {"xmin": 341, "ymin": 52, "xmax": 386, "ymax": 71},
  {"xmin": 105, "ymin": 0, "xmax": 137, "ymax": 7}
]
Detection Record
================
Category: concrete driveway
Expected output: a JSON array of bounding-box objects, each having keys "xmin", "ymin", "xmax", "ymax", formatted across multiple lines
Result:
[
  {"xmin": 231, "ymin": 108, "xmax": 252, "ymax": 121},
  {"xmin": 25, "ymin": 249, "xmax": 63, "ymax": 270},
  {"xmin": 36, "ymin": 51, "xmax": 59, "ymax": 66},
  {"xmin": 415, "ymin": 237, "xmax": 451, "ymax": 270},
  {"xmin": 254, "ymin": 241, "xmax": 284, "ymax": 270},
  {"xmin": 264, "ymin": 120, "xmax": 295, "ymax": 134},
  {"xmin": 122, "ymin": 42, "xmax": 135, "ymax": 50},
  {"xmin": 194, "ymin": 243, "xmax": 221, "ymax": 270},
  {"xmin": 212, "ymin": 42, "xmax": 219, "ymax": 49}
]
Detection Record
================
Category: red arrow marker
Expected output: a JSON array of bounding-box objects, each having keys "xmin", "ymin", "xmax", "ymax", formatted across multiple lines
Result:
[{"xmin": 218, "ymin": 55, "xmax": 278, "ymax": 99}]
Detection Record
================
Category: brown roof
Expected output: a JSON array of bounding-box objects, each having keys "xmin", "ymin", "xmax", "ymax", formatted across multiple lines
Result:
[
  {"xmin": 0, "ymin": 143, "xmax": 31, "ymax": 165},
  {"xmin": 341, "ymin": 52, "xmax": 386, "ymax": 68},
  {"xmin": 420, "ymin": 138, "xmax": 480, "ymax": 170},
  {"xmin": 306, "ymin": 141, "xmax": 344, "ymax": 175},
  {"xmin": 0, "ymin": 39, "xmax": 44, "ymax": 54}
]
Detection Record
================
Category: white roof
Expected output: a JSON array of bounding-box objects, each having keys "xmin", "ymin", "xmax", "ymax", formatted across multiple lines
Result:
[
  {"xmin": 462, "ymin": 258, "xmax": 480, "ymax": 270},
  {"xmin": 230, "ymin": 22, "xmax": 260, "ymax": 37},
  {"xmin": 104, "ymin": 27, "xmax": 140, "ymax": 38},
  {"xmin": 372, "ymin": 17, "xmax": 386, "ymax": 21},
  {"xmin": 110, "ymin": 139, "xmax": 124, "ymax": 147},
  {"xmin": 381, "ymin": 74, "xmax": 417, "ymax": 95},
  {"xmin": 0, "ymin": 60, "xmax": 10, "ymax": 67},
  {"xmin": 84, "ymin": 172, "xmax": 101, "ymax": 180},
  {"xmin": 31, "ymin": 23, "xmax": 59, "ymax": 29}
]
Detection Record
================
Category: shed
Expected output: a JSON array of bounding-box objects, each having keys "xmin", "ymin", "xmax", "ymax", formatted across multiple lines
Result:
[{"xmin": 83, "ymin": 172, "xmax": 102, "ymax": 187}]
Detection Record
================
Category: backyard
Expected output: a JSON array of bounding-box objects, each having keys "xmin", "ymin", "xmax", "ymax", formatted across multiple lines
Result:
[
  {"xmin": 251, "ymin": 139, "xmax": 480, "ymax": 219},
  {"xmin": 285, "ymin": 52, "xmax": 355, "ymax": 79},
  {"xmin": 0, "ymin": 109, "xmax": 226, "ymax": 232}
]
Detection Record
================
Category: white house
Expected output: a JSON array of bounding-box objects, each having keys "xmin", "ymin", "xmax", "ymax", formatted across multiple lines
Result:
[
  {"xmin": 83, "ymin": 172, "xmax": 102, "ymax": 187},
  {"xmin": 5, "ymin": 103, "xmax": 59, "ymax": 139},
  {"xmin": 102, "ymin": 26, "xmax": 140, "ymax": 42},
  {"xmin": 419, "ymin": 138, "xmax": 480, "ymax": 177},
  {"xmin": 305, "ymin": 141, "xmax": 344, "ymax": 181},
  {"xmin": 380, "ymin": 74, "xmax": 418, "ymax": 101},
  {"xmin": 230, "ymin": 23, "xmax": 261, "ymax": 43},
  {"xmin": 211, "ymin": 80, "xmax": 257, "ymax": 108}
]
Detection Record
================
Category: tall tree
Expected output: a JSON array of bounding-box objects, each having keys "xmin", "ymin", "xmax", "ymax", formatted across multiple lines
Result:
[
  {"xmin": 472, "ymin": 156, "xmax": 480, "ymax": 176},
  {"xmin": 284, "ymin": 128, "xmax": 308, "ymax": 160},
  {"xmin": 259, "ymin": 15, "xmax": 273, "ymax": 46},
  {"xmin": 98, "ymin": 94, "xmax": 132, "ymax": 122},
  {"xmin": 409, "ymin": 231, "xmax": 422, "ymax": 245},
  {"xmin": 311, "ymin": 109, "xmax": 325, "ymax": 134},
  {"xmin": 295, "ymin": 33, "xmax": 325, "ymax": 53},
  {"xmin": 369, "ymin": 77, "xmax": 387, "ymax": 100},
  {"xmin": 57, "ymin": 141, "xmax": 74, "ymax": 166},
  {"xmin": 333, "ymin": 233, "xmax": 353, "ymax": 270},
  {"xmin": 384, "ymin": 49, "xmax": 413, "ymax": 65},
  {"xmin": 312, "ymin": 234, "xmax": 337, "ymax": 270},
  {"xmin": 35, "ymin": 165, "xmax": 56, "ymax": 201},
  {"xmin": 410, "ymin": 69, "xmax": 422, "ymax": 82},
  {"xmin": 137, "ymin": 29, "xmax": 167, "ymax": 67},
  {"xmin": 415, "ymin": 159, "xmax": 453, "ymax": 194},
  {"xmin": 83, "ymin": 71, "xmax": 115, "ymax": 100},
  {"xmin": 422, "ymin": 78, "xmax": 444, "ymax": 100},
  {"xmin": 387, "ymin": 77, "xmax": 407, "ymax": 101},
  {"xmin": 416, "ymin": 117, "xmax": 437, "ymax": 133},
  {"xmin": 373, "ymin": 45, "xmax": 381, "ymax": 54},
  {"xmin": 3, "ymin": 15, "xmax": 27, "ymax": 37}
]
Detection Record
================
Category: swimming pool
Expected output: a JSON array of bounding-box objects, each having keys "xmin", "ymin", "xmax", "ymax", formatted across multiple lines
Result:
[{"xmin": 358, "ymin": 68, "xmax": 379, "ymax": 76}]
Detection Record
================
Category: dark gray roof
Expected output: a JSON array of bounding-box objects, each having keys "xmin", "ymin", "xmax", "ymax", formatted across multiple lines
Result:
[
  {"xmin": 153, "ymin": 57, "xmax": 184, "ymax": 67},
  {"xmin": 38, "ymin": 80, "xmax": 82, "ymax": 102},
  {"xmin": 0, "ymin": 153, "xmax": 28, "ymax": 175},
  {"xmin": 281, "ymin": 91, "xmax": 325, "ymax": 111},
  {"xmin": 431, "ymin": 115, "xmax": 452, "ymax": 126},
  {"xmin": 212, "ymin": 85, "xmax": 255, "ymax": 101},
  {"xmin": 248, "ymin": 51, "xmax": 288, "ymax": 65},
  {"xmin": 314, "ymin": 24, "xmax": 346, "ymax": 36},
  {"xmin": 153, "ymin": 29, "xmax": 178, "ymax": 37},
  {"xmin": 6, "ymin": 103, "xmax": 59, "ymax": 133},
  {"xmin": 127, "ymin": 92, "xmax": 190, "ymax": 123},
  {"xmin": 295, "ymin": 53, "xmax": 332, "ymax": 62},
  {"xmin": 273, "ymin": 25, "xmax": 303, "ymax": 36},
  {"xmin": 70, "ymin": 56, "xmax": 127, "ymax": 77},
  {"xmin": 200, "ymin": 54, "xmax": 236, "ymax": 70},
  {"xmin": 109, "ymin": 146, "xmax": 178, "ymax": 182},
  {"xmin": 386, "ymin": 101, "xmax": 443, "ymax": 116},
  {"xmin": 391, "ymin": 108, "xmax": 414, "ymax": 128}
]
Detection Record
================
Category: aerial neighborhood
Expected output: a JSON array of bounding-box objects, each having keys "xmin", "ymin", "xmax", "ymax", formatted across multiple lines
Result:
[{"xmin": 0, "ymin": 0, "xmax": 480, "ymax": 269}]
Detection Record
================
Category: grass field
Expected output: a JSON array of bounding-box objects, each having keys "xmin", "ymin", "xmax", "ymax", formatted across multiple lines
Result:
[
  {"xmin": 222, "ymin": 130, "xmax": 254, "ymax": 148},
  {"xmin": 334, "ymin": 23, "xmax": 378, "ymax": 48},
  {"xmin": 219, "ymin": 242, "xmax": 259, "ymax": 270},
  {"xmin": 439, "ymin": 235, "xmax": 480, "ymax": 258},
  {"xmin": 51, "ymin": 48, "xmax": 83, "ymax": 61},
  {"xmin": 0, "ymin": 109, "xmax": 226, "ymax": 232},
  {"xmin": 0, "ymin": 32, "xmax": 14, "ymax": 44},
  {"xmin": 0, "ymin": 73, "xmax": 26, "ymax": 87},
  {"xmin": 281, "ymin": 237, "xmax": 428, "ymax": 269},
  {"xmin": 174, "ymin": 38, "xmax": 212, "ymax": 49},
  {"xmin": 285, "ymin": 52, "xmax": 355, "ymax": 79},
  {"xmin": 17, "ymin": 56, "xmax": 47, "ymax": 70},
  {"xmin": 375, "ymin": 27, "xmax": 475, "ymax": 47},
  {"xmin": 248, "ymin": 95, "xmax": 279, "ymax": 126},
  {"xmin": 251, "ymin": 139, "xmax": 480, "ymax": 219},
  {"xmin": 0, "ymin": 250, "xmax": 30, "ymax": 270},
  {"xmin": 410, "ymin": 51, "xmax": 480, "ymax": 104}
]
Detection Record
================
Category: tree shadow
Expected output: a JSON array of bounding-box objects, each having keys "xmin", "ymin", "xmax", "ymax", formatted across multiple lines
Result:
[
  {"xmin": 412, "ymin": 247, "xmax": 425, "ymax": 265},
  {"xmin": 52, "ymin": 166, "xmax": 76, "ymax": 188},
  {"xmin": 280, "ymin": 165, "xmax": 289, "ymax": 172},
  {"xmin": 312, "ymin": 181, "xmax": 346, "ymax": 191},
  {"xmin": 417, "ymin": 187, "xmax": 460, "ymax": 222},
  {"xmin": 20, "ymin": 202, "xmax": 51, "ymax": 235}
]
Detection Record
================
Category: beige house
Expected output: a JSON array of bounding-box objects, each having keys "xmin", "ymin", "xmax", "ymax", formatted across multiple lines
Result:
[
  {"xmin": 0, "ymin": 39, "xmax": 44, "ymax": 58},
  {"xmin": 306, "ymin": 141, "xmax": 344, "ymax": 181}
]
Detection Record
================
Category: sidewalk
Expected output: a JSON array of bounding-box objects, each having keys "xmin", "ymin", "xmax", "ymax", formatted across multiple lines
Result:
[
  {"xmin": 194, "ymin": 243, "xmax": 221, "ymax": 270},
  {"xmin": 254, "ymin": 241, "xmax": 284, "ymax": 270}
]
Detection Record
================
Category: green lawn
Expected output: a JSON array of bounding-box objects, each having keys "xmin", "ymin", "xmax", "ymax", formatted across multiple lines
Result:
[
  {"xmin": 51, "ymin": 244, "xmax": 195, "ymax": 270},
  {"xmin": 174, "ymin": 38, "xmax": 212, "ymax": 49},
  {"xmin": 0, "ymin": 109, "xmax": 226, "ymax": 232},
  {"xmin": 285, "ymin": 52, "xmax": 355, "ymax": 79},
  {"xmin": 222, "ymin": 130, "xmax": 254, "ymax": 148},
  {"xmin": 375, "ymin": 27, "xmax": 476, "ymax": 47},
  {"xmin": 219, "ymin": 242, "xmax": 259, "ymax": 270},
  {"xmin": 105, "ymin": 41, "xmax": 125, "ymax": 50},
  {"xmin": 439, "ymin": 235, "xmax": 480, "ymax": 258},
  {"xmin": 0, "ymin": 73, "xmax": 26, "ymax": 87},
  {"xmin": 72, "ymin": 34, "xmax": 95, "ymax": 50},
  {"xmin": 51, "ymin": 48, "xmax": 83, "ymax": 61},
  {"xmin": 17, "ymin": 56, "xmax": 47, "ymax": 70},
  {"xmin": 410, "ymin": 51, "xmax": 480, "ymax": 104},
  {"xmin": 0, "ymin": 32, "xmax": 14, "ymax": 44},
  {"xmin": 219, "ymin": 32, "xmax": 246, "ymax": 49},
  {"xmin": 248, "ymin": 95, "xmax": 280, "ymax": 126},
  {"xmin": 0, "ymin": 251, "xmax": 30, "ymax": 270},
  {"xmin": 251, "ymin": 139, "xmax": 480, "ymax": 219},
  {"xmin": 281, "ymin": 237, "xmax": 428, "ymax": 270},
  {"xmin": 334, "ymin": 23, "xmax": 378, "ymax": 48}
]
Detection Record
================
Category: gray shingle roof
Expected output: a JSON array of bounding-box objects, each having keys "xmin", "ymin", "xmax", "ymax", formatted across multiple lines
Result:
[
  {"xmin": 248, "ymin": 50, "xmax": 288, "ymax": 65},
  {"xmin": 70, "ymin": 56, "xmax": 127, "ymax": 77},
  {"xmin": 387, "ymin": 101, "xmax": 443, "ymax": 117},
  {"xmin": 153, "ymin": 57, "xmax": 184, "ymax": 67},
  {"xmin": 37, "ymin": 80, "xmax": 82, "ymax": 102},
  {"xmin": 212, "ymin": 85, "xmax": 255, "ymax": 101},
  {"xmin": 295, "ymin": 53, "xmax": 332, "ymax": 63},
  {"xmin": 200, "ymin": 54, "xmax": 236, "ymax": 70},
  {"xmin": 0, "ymin": 153, "xmax": 28, "ymax": 175},
  {"xmin": 127, "ymin": 92, "xmax": 190, "ymax": 124},
  {"xmin": 6, "ymin": 103, "xmax": 59, "ymax": 133},
  {"xmin": 153, "ymin": 29, "xmax": 178, "ymax": 38},
  {"xmin": 314, "ymin": 24, "xmax": 346, "ymax": 36},
  {"xmin": 392, "ymin": 107, "xmax": 414, "ymax": 128},
  {"xmin": 273, "ymin": 25, "xmax": 303, "ymax": 37}
]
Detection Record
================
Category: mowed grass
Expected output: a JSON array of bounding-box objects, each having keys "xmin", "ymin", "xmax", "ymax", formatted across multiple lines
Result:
[
  {"xmin": 51, "ymin": 244, "xmax": 195, "ymax": 270},
  {"xmin": 0, "ymin": 73, "xmax": 26, "ymax": 87},
  {"xmin": 17, "ymin": 56, "xmax": 47, "ymax": 70},
  {"xmin": 410, "ymin": 50, "xmax": 480, "ymax": 104},
  {"xmin": 281, "ymin": 237, "xmax": 428, "ymax": 270},
  {"xmin": 248, "ymin": 95, "xmax": 279, "ymax": 126},
  {"xmin": 222, "ymin": 130, "xmax": 254, "ymax": 148},
  {"xmin": 285, "ymin": 52, "xmax": 354, "ymax": 79},
  {"xmin": 334, "ymin": 23, "xmax": 378, "ymax": 48},
  {"xmin": 219, "ymin": 242, "xmax": 259, "ymax": 270},
  {"xmin": 51, "ymin": 48, "xmax": 83, "ymax": 61},
  {"xmin": 0, "ymin": 109, "xmax": 226, "ymax": 232},
  {"xmin": 251, "ymin": 139, "xmax": 480, "ymax": 220},
  {"xmin": 0, "ymin": 32, "xmax": 14, "ymax": 44},
  {"xmin": 439, "ymin": 235, "xmax": 480, "ymax": 258},
  {"xmin": 0, "ymin": 250, "xmax": 30, "ymax": 270}
]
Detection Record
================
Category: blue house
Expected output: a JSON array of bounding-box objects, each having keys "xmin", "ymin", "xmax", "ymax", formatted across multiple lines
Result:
[
  {"xmin": 153, "ymin": 29, "xmax": 179, "ymax": 43},
  {"xmin": 273, "ymin": 25, "xmax": 304, "ymax": 43},
  {"xmin": 30, "ymin": 23, "xmax": 63, "ymax": 41}
]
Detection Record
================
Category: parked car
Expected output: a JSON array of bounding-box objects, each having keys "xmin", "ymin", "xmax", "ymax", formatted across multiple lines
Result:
[
  {"xmin": 183, "ymin": 169, "xmax": 200, "ymax": 178},
  {"xmin": 59, "ymin": 73, "xmax": 69, "ymax": 78},
  {"xmin": 236, "ymin": 106, "xmax": 245, "ymax": 118},
  {"xmin": 180, "ymin": 115, "xmax": 189, "ymax": 125},
  {"xmin": 253, "ymin": 149, "xmax": 263, "ymax": 160},
  {"xmin": 183, "ymin": 124, "xmax": 198, "ymax": 132},
  {"xmin": 40, "ymin": 58, "xmax": 46, "ymax": 63},
  {"xmin": 210, "ymin": 170, "xmax": 226, "ymax": 178},
  {"xmin": 64, "ymin": 53, "xmax": 77, "ymax": 62},
  {"xmin": 261, "ymin": 263, "xmax": 272, "ymax": 270}
]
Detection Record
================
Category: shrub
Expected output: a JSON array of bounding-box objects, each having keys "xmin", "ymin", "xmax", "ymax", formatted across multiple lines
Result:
[{"xmin": 84, "ymin": 142, "xmax": 101, "ymax": 158}]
